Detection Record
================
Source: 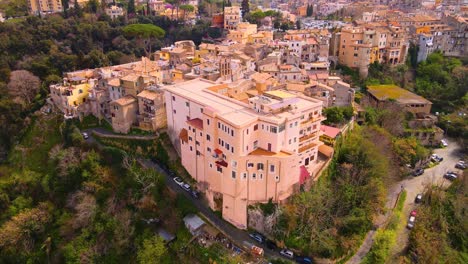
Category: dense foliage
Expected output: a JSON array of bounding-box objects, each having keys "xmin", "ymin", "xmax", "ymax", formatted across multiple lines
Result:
[
  {"xmin": 0, "ymin": 12, "xmax": 211, "ymax": 160},
  {"xmin": 274, "ymin": 127, "xmax": 390, "ymax": 258},
  {"xmin": 406, "ymin": 174, "xmax": 468, "ymax": 263}
]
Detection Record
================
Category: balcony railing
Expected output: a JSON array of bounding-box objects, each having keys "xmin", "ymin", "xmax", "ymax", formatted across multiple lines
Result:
[
  {"xmin": 298, "ymin": 142, "xmax": 318, "ymax": 153},
  {"xmin": 301, "ymin": 116, "xmax": 323, "ymax": 125},
  {"xmin": 299, "ymin": 132, "xmax": 318, "ymax": 142}
]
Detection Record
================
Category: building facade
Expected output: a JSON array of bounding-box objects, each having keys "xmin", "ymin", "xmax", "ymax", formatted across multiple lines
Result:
[{"xmin": 164, "ymin": 79, "xmax": 324, "ymax": 229}]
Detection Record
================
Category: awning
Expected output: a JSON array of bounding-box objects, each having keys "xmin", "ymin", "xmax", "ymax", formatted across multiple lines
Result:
[
  {"xmin": 215, "ymin": 160, "xmax": 228, "ymax": 167},
  {"xmin": 179, "ymin": 128, "xmax": 188, "ymax": 143},
  {"xmin": 214, "ymin": 148, "xmax": 223, "ymax": 155},
  {"xmin": 299, "ymin": 165, "xmax": 310, "ymax": 184},
  {"xmin": 319, "ymin": 144, "xmax": 334, "ymax": 158}
]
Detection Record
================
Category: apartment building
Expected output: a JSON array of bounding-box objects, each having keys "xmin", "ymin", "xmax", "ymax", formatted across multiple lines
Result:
[
  {"xmin": 227, "ymin": 23, "xmax": 258, "ymax": 44},
  {"xmin": 105, "ymin": 5, "xmax": 125, "ymax": 20},
  {"xmin": 417, "ymin": 33, "xmax": 435, "ymax": 62},
  {"xmin": 28, "ymin": 0, "xmax": 63, "ymax": 15},
  {"xmin": 224, "ymin": 6, "xmax": 242, "ymax": 30},
  {"xmin": 137, "ymin": 89, "xmax": 167, "ymax": 131},
  {"xmin": 50, "ymin": 77, "xmax": 94, "ymax": 118},
  {"xmin": 337, "ymin": 24, "xmax": 408, "ymax": 77},
  {"xmin": 110, "ymin": 96, "xmax": 138, "ymax": 134},
  {"xmin": 164, "ymin": 79, "xmax": 324, "ymax": 229}
]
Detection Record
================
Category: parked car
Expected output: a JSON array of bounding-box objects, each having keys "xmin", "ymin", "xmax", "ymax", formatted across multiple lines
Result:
[
  {"xmin": 295, "ymin": 256, "xmax": 313, "ymax": 264},
  {"xmin": 249, "ymin": 233, "xmax": 265, "ymax": 244},
  {"xmin": 440, "ymin": 139, "xmax": 448, "ymax": 147},
  {"xmin": 190, "ymin": 190, "xmax": 199, "ymax": 198},
  {"xmin": 82, "ymin": 132, "xmax": 89, "ymax": 139},
  {"xmin": 173, "ymin": 177, "xmax": 184, "ymax": 186},
  {"xmin": 265, "ymin": 239, "xmax": 277, "ymax": 250},
  {"xmin": 455, "ymin": 162, "xmax": 466, "ymax": 169},
  {"xmin": 412, "ymin": 168, "xmax": 424, "ymax": 176},
  {"xmin": 444, "ymin": 172, "xmax": 458, "ymax": 181},
  {"xmin": 280, "ymin": 249, "xmax": 294, "ymax": 259},
  {"xmin": 431, "ymin": 154, "xmax": 443, "ymax": 163},
  {"xmin": 410, "ymin": 210, "xmax": 417, "ymax": 217},
  {"xmin": 182, "ymin": 183, "xmax": 191, "ymax": 191},
  {"xmin": 407, "ymin": 215, "xmax": 416, "ymax": 229},
  {"xmin": 415, "ymin": 193, "xmax": 423, "ymax": 203}
]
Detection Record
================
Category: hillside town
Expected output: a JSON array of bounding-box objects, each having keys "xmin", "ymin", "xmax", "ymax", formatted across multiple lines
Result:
[{"xmin": 0, "ymin": 0, "xmax": 467, "ymax": 263}]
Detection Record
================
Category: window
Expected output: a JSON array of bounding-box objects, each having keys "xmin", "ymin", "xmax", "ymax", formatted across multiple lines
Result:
[
  {"xmin": 172, "ymin": 96, "xmax": 175, "ymax": 101},
  {"xmin": 275, "ymin": 175, "xmax": 280, "ymax": 181},
  {"xmin": 186, "ymin": 102, "xmax": 189, "ymax": 107},
  {"xmin": 248, "ymin": 163, "xmax": 254, "ymax": 168},
  {"xmin": 295, "ymin": 121, "xmax": 298, "ymax": 126},
  {"xmin": 289, "ymin": 123, "xmax": 293, "ymax": 128},
  {"xmin": 231, "ymin": 130, "xmax": 234, "ymax": 137},
  {"xmin": 207, "ymin": 147, "xmax": 211, "ymax": 152},
  {"xmin": 207, "ymin": 134, "xmax": 211, "ymax": 141},
  {"xmin": 210, "ymin": 163, "xmax": 213, "ymax": 168},
  {"xmin": 196, "ymin": 150, "xmax": 200, "ymax": 156},
  {"xmin": 196, "ymin": 141, "xmax": 200, "ymax": 146},
  {"xmin": 270, "ymin": 126, "xmax": 278, "ymax": 133},
  {"xmin": 243, "ymin": 172, "xmax": 247, "ymax": 179},
  {"xmin": 231, "ymin": 171, "xmax": 236, "ymax": 179},
  {"xmin": 254, "ymin": 124, "xmax": 258, "ymax": 131},
  {"xmin": 270, "ymin": 165, "xmax": 275, "ymax": 173},
  {"xmin": 226, "ymin": 143, "xmax": 230, "ymax": 150},
  {"xmin": 207, "ymin": 119, "xmax": 210, "ymax": 125},
  {"xmin": 289, "ymin": 139, "xmax": 292, "ymax": 144},
  {"xmin": 232, "ymin": 160, "xmax": 237, "ymax": 168},
  {"xmin": 294, "ymin": 137, "xmax": 297, "ymax": 143},
  {"xmin": 200, "ymin": 132, "xmax": 202, "ymax": 137},
  {"xmin": 257, "ymin": 163, "xmax": 264, "ymax": 170},
  {"xmin": 218, "ymin": 138, "xmax": 221, "ymax": 144},
  {"xmin": 252, "ymin": 173, "xmax": 256, "ymax": 179},
  {"xmin": 217, "ymin": 166, "xmax": 223, "ymax": 173},
  {"xmin": 218, "ymin": 122, "xmax": 220, "ymax": 129},
  {"xmin": 259, "ymin": 173, "xmax": 263, "ymax": 179},
  {"xmin": 189, "ymin": 136, "xmax": 192, "ymax": 141},
  {"xmin": 190, "ymin": 146, "xmax": 193, "ymax": 151},
  {"xmin": 246, "ymin": 129, "xmax": 249, "ymax": 135},
  {"xmin": 231, "ymin": 146, "xmax": 234, "ymax": 153},
  {"xmin": 173, "ymin": 110, "xmax": 176, "ymax": 114},
  {"xmin": 253, "ymin": 140, "xmax": 258, "ymax": 149}
]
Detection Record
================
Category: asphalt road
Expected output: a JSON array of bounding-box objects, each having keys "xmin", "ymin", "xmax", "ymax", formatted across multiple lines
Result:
[
  {"xmin": 138, "ymin": 159, "xmax": 283, "ymax": 260},
  {"xmin": 390, "ymin": 139, "xmax": 463, "ymax": 258}
]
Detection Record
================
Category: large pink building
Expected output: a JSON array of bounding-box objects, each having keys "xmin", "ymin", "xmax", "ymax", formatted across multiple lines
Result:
[{"xmin": 164, "ymin": 79, "xmax": 324, "ymax": 229}]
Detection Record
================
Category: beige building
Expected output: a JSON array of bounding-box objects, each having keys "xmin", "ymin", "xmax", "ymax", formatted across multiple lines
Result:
[
  {"xmin": 105, "ymin": 5, "xmax": 125, "ymax": 20},
  {"xmin": 137, "ymin": 89, "xmax": 167, "ymax": 131},
  {"xmin": 224, "ymin": 6, "xmax": 242, "ymax": 30},
  {"xmin": 337, "ymin": 24, "xmax": 408, "ymax": 77},
  {"xmin": 28, "ymin": 0, "xmax": 63, "ymax": 15},
  {"xmin": 110, "ymin": 96, "xmax": 138, "ymax": 134},
  {"xmin": 164, "ymin": 79, "xmax": 324, "ymax": 229},
  {"xmin": 227, "ymin": 23, "xmax": 258, "ymax": 44}
]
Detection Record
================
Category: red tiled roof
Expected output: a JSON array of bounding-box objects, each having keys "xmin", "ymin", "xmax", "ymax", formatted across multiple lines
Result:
[
  {"xmin": 187, "ymin": 118, "xmax": 204, "ymax": 130},
  {"xmin": 320, "ymin": 125, "xmax": 341, "ymax": 139}
]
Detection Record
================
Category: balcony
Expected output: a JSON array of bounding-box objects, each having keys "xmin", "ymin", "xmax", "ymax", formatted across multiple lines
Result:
[
  {"xmin": 299, "ymin": 132, "xmax": 318, "ymax": 142},
  {"xmin": 299, "ymin": 142, "xmax": 318, "ymax": 153},
  {"xmin": 301, "ymin": 116, "xmax": 323, "ymax": 126}
]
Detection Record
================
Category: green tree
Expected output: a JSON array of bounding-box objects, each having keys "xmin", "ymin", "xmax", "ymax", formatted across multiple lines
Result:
[
  {"xmin": 123, "ymin": 24, "xmax": 165, "ymax": 57},
  {"xmin": 241, "ymin": 0, "xmax": 249, "ymax": 17},
  {"xmin": 128, "ymin": 0, "xmax": 136, "ymax": 14},
  {"xmin": 137, "ymin": 236, "xmax": 167, "ymax": 264},
  {"xmin": 179, "ymin": 4, "xmax": 195, "ymax": 22},
  {"xmin": 323, "ymin": 107, "xmax": 345, "ymax": 124}
]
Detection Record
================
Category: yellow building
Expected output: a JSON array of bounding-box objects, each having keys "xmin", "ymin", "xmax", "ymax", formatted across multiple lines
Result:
[
  {"xmin": 227, "ymin": 22, "xmax": 258, "ymax": 44},
  {"xmin": 28, "ymin": 0, "xmax": 63, "ymax": 15},
  {"xmin": 50, "ymin": 79, "xmax": 92, "ymax": 118}
]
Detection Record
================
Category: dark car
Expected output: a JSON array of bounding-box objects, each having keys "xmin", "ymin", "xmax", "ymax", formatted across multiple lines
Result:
[
  {"xmin": 265, "ymin": 239, "xmax": 277, "ymax": 250},
  {"xmin": 249, "ymin": 232, "xmax": 265, "ymax": 243},
  {"xmin": 412, "ymin": 168, "xmax": 424, "ymax": 176},
  {"xmin": 295, "ymin": 256, "xmax": 313, "ymax": 264},
  {"xmin": 190, "ymin": 190, "xmax": 200, "ymax": 198},
  {"xmin": 415, "ymin": 193, "xmax": 423, "ymax": 203}
]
